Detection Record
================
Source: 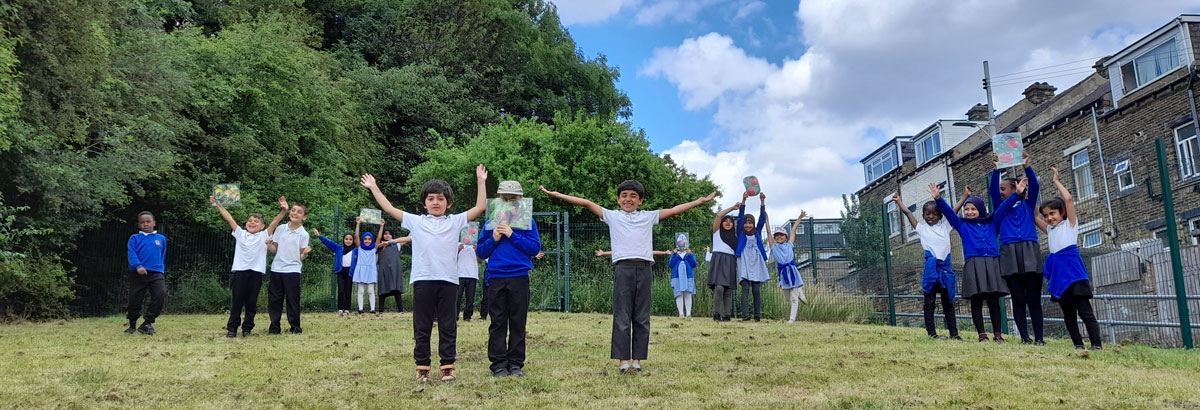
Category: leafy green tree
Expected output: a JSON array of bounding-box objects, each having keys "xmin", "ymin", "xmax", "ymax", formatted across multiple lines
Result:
[{"xmin": 841, "ymin": 194, "xmax": 884, "ymax": 270}]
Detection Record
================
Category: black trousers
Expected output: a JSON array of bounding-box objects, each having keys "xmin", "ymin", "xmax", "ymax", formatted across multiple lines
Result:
[
  {"xmin": 457, "ymin": 278, "xmax": 478, "ymax": 320},
  {"xmin": 413, "ymin": 280, "xmax": 458, "ymax": 366},
  {"xmin": 611, "ymin": 260, "xmax": 652, "ymax": 361},
  {"xmin": 335, "ymin": 270, "xmax": 352, "ymax": 311},
  {"xmin": 923, "ymin": 283, "xmax": 958, "ymax": 337},
  {"xmin": 479, "ymin": 282, "xmax": 489, "ymax": 319},
  {"xmin": 488, "ymin": 275, "xmax": 530, "ymax": 372},
  {"xmin": 267, "ymin": 272, "xmax": 302, "ymax": 332},
  {"xmin": 1060, "ymin": 296, "xmax": 1102, "ymax": 347},
  {"xmin": 1005, "ymin": 273, "xmax": 1045, "ymax": 341},
  {"xmin": 970, "ymin": 295, "xmax": 1003, "ymax": 335},
  {"xmin": 740, "ymin": 279, "xmax": 763, "ymax": 319},
  {"xmin": 380, "ymin": 291, "xmax": 404, "ymax": 312},
  {"xmin": 126, "ymin": 271, "xmax": 166, "ymax": 324},
  {"xmin": 226, "ymin": 270, "xmax": 263, "ymax": 332}
]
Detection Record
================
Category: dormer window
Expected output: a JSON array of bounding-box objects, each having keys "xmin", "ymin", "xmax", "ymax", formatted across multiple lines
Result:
[
  {"xmin": 1118, "ymin": 38, "xmax": 1181, "ymax": 93},
  {"xmin": 864, "ymin": 150, "xmax": 897, "ymax": 183},
  {"xmin": 915, "ymin": 132, "xmax": 941, "ymax": 164}
]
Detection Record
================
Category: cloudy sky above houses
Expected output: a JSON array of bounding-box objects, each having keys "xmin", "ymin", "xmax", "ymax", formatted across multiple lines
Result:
[{"xmin": 550, "ymin": 0, "xmax": 1200, "ymax": 220}]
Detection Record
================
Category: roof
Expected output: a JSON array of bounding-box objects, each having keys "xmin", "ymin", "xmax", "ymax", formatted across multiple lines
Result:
[
  {"xmin": 859, "ymin": 136, "xmax": 913, "ymax": 163},
  {"xmin": 1104, "ymin": 14, "xmax": 1200, "ymax": 66}
]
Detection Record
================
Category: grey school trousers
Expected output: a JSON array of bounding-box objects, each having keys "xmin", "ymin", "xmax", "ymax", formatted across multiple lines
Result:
[{"xmin": 611, "ymin": 260, "xmax": 652, "ymax": 360}]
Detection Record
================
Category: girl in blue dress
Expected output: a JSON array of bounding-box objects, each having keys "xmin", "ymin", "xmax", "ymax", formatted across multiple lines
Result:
[
  {"xmin": 352, "ymin": 218, "xmax": 385, "ymax": 314},
  {"xmin": 736, "ymin": 192, "xmax": 770, "ymax": 321},
  {"xmin": 668, "ymin": 248, "xmax": 698, "ymax": 318},
  {"xmin": 1036, "ymin": 168, "xmax": 1102, "ymax": 350}
]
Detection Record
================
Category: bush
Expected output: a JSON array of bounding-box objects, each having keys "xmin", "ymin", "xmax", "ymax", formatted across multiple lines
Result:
[{"xmin": 0, "ymin": 255, "xmax": 76, "ymax": 321}]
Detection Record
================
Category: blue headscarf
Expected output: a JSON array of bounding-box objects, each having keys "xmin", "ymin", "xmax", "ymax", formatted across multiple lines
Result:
[
  {"xmin": 962, "ymin": 196, "xmax": 993, "ymax": 224},
  {"xmin": 360, "ymin": 232, "xmax": 376, "ymax": 250}
]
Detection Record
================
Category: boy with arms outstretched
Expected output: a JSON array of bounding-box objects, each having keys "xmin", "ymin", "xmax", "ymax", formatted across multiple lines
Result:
[
  {"xmin": 361, "ymin": 165, "xmax": 488, "ymax": 382},
  {"xmin": 211, "ymin": 196, "xmax": 287, "ymax": 337},
  {"xmin": 542, "ymin": 181, "xmax": 715, "ymax": 373}
]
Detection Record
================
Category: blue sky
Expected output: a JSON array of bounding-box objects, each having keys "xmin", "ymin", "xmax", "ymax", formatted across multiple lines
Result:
[{"xmin": 549, "ymin": 1, "xmax": 1200, "ymax": 218}]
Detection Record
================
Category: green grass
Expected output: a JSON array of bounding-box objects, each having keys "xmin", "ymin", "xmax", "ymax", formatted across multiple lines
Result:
[{"xmin": 3, "ymin": 313, "xmax": 1200, "ymax": 409}]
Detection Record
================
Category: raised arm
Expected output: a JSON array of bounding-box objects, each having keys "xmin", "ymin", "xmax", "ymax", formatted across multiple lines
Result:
[
  {"xmin": 990, "ymin": 182, "xmax": 1023, "ymax": 228},
  {"xmin": 713, "ymin": 203, "xmax": 740, "ymax": 233},
  {"xmin": 266, "ymin": 196, "xmax": 288, "ymax": 236},
  {"xmin": 931, "ymin": 184, "xmax": 962, "ymax": 230},
  {"xmin": 1051, "ymin": 167, "xmax": 1076, "ymax": 227},
  {"xmin": 788, "ymin": 211, "xmax": 807, "ymax": 243},
  {"xmin": 894, "ymin": 193, "xmax": 918, "ymax": 229},
  {"xmin": 360, "ymin": 174, "xmax": 405, "ymax": 223},
  {"xmin": 756, "ymin": 193, "xmax": 768, "ymax": 232},
  {"xmin": 209, "ymin": 196, "xmax": 240, "ymax": 231},
  {"xmin": 376, "ymin": 219, "xmax": 386, "ymax": 245},
  {"xmin": 354, "ymin": 218, "xmax": 362, "ymax": 247},
  {"xmin": 988, "ymin": 161, "xmax": 1002, "ymax": 210},
  {"xmin": 465, "ymin": 164, "xmax": 488, "ymax": 220},
  {"xmin": 660, "ymin": 191, "xmax": 718, "ymax": 220},
  {"xmin": 541, "ymin": 185, "xmax": 605, "ymax": 218},
  {"xmin": 313, "ymin": 229, "xmax": 338, "ymax": 251},
  {"xmin": 953, "ymin": 186, "xmax": 972, "ymax": 213},
  {"xmin": 1025, "ymin": 165, "xmax": 1040, "ymax": 207}
]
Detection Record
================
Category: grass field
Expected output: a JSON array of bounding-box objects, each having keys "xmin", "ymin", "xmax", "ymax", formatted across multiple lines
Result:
[{"xmin": 3, "ymin": 312, "xmax": 1199, "ymax": 409}]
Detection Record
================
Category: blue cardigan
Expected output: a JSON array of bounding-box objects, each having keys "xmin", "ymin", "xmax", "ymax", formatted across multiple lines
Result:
[
  {"xmin": 936, "ymin": 194, "xmax": 1020, "ymax": 259},
  {"xmin": 735, "ymin": 203, "xmax": 768, "ymax": 261},
  {"xmin": 318, "ymin": 236, "xmax": 357, "ymax": 276},
  {"xmin": 989, "ymin": 167, "xmax": 1040, "ymax": 245}
]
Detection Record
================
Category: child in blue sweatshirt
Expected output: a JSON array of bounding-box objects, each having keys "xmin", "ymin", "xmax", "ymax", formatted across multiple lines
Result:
[
  {"xmin": 125, "ymin": 211, "xmax": 167, "ymax": 335},
  {"xmin": 314, "ymin": 229, "xmax": 357, "ymax": 316},
  {"xmin": 668, "ymin": 248, "xmax": 697, "ymax": 318},
  {"xmin": 932, "ymin": 184, "xmax": 1017, "ymax": 342},
  {"xmin": 989, "ymin": 152, "xmax": 1045, "ymax": 344},
  {"xmin": 475, "ymin": 181, "xmax": 542, "ymax": 377}
]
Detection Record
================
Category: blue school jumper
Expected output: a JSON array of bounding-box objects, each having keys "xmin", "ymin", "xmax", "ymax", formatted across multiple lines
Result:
[
  {"xmin": 668, "ymin": 252, "xmax": 697, "ymax": 297},
  {"xmin": 128, "ymin": 232, "xmax": 167, "ymax": 273},
  {"xmin": 317, "ymin": 236, "xmax": 358, "ymax": 276},
  {"xmin": 989, "ymin": 167, "xmax": 1040, "ymax": 245}
]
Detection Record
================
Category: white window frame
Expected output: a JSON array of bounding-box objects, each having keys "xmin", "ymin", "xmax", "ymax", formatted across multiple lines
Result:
[
  {"xmin": 864, "ymin": 149, "xmax": 897, "ymax": 183},
  {"xmin": 1189, "ymin": 218, "xmax": 1200, "ymax": 246},
  {"xmin": 1175, "ymin": 122, "xmax": 1199, "ymax": 180},
  {"xmin": 1118, "ymin": 37, "xmax": 1182, "ymax": 93},
  {"xmin": 815, "ymin": 223, "xmax": 841, "ymax": 235},
  {"xmin": 906, "ymin": 204, "xmax": 919, "ymax": 241},
  {"xmin": 1080, "ymin": 219, "xmax": 1103, "ymax": 248},
  {"xmin": 914, "ymin": 132, "xmax": 941, "ymax": 164},
  {"xmin": 886, "ymin": 199, "xmax": 900, "ymax": 237},
  {"xmin": 1071, "ymin": 149, "xmax": 1096, "ymax": 200},
  {"xmin": 1113, "ymin": 159, "xmax": 1135, "ymax": 190}
]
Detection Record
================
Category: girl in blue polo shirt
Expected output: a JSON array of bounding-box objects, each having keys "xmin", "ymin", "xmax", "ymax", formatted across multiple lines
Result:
[{"xmin": 1037, "ymin": 168, "xmax": 1102, "ymax": 350}]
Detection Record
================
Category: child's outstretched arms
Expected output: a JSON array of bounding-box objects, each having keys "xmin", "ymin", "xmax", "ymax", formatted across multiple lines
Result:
[
  {"xmin": 541, "ymin": 185, "xmax": 605, "ymax": 218},
  {"xmin": 755, "ymin": 193, "xmax": 768, "ymax": 231},
  {"xmin": 894, "ymin": 193, "xmax": 918, "ymax": 228},
  {"xmin": 360, "ymin": 174, "xmax": 404, "ymax": 223},
  {"xmin": 788, "ymin": 210, "xmax": 807, "ymax": 243},
  {"xmin": 210, "ymin": 196, "xmax": 240, "ymax": 232},
  {"xmin": 712, "ymin": 203, "xmax": 740, "ymax": 233},
  {"xmin": 354, "ymin": 217, "xmax": 362, "ymax": 247},
  {"xmin": 953, "ymin": 186, "xmax": 972, "ymax": 213},
  {"xmin": 594, "ymin": 249, "xmax": 612, "ymax": 257},
  {"xmin": 376, "ymin": 219, "xmax": 386, "ymax": 244},
  {"xmin": 931, "ymin": 184, "xmax": 962, "ymax": 230},
  {"xmin": 267, "ymin": 196, "xmax": 288, "ymax": 236},
  {"xmin": 660, "ymin": 191, "xmax": 718, "ymax": 220},
  {"xmin": 466, "ymin": 164, "xmax": 488, "ymax": 220},
  {"xmin": 1051, "ymin": 167, "xmax": 1076, "ymax": 227}
]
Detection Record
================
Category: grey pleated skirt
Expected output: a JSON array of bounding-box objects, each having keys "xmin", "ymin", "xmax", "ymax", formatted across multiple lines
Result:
[
  {"xmin": 961, "ymin": 256, "xmax": 1009, "ymax": 299},
  {"xmin": 707, "ymin": 252, "xmax": 739, "ymax": 288},
  {"xmin": 999, "ymin": 240, "xmax": 1043, "ymax": 276}
]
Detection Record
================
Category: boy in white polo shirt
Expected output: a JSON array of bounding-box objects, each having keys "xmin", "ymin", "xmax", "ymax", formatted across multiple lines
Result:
[
  {"xmin": 542, "ymin": 180, "xmax": 715, "ymax": 373},
  {"xmin": 210, "ymin": 195, "xmax": 287, "ymax": 338},
  {"xmin": 266, "ymin": 197, "xmax": 312, "ymax": 335},
  {"xmin": 360, "ymin": 164, "xmax": 488, "ymax": 383}
]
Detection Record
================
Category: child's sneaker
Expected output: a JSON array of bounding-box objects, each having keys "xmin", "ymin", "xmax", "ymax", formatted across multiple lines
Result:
[
  {"xmin": 416, "ymin": 365, "xmax": 431, "ymax": 382},
  {"xmin": 1074, "ymin": 345, "xmax": 1086, "ymax": 350},
  {"xmin": 618, "ymin": 364, "xmax": 631, "ymax": 374},
  {"xmin": 977, "ymin": 333, "xmax": 989, "ymax": 342},
  {"xmin": 508, "ymin": 367, "xmax": 525, "ymax": 377},
  {"xmin": 124, "ymin": 326, "xmax": 136, "ymax": 335},
  {"xmin": 1089, "ymin": 345, "xmax": 1102, "ymax": 351},
  {"xmin": 949, "ymin": 335, "xmax": 963, "ymax": 340},
  {"xmin": 993, "ymin": 335, "xmax": 1006, "ymax": 343},
  {"xmin": 226, "ymin": 331, "xmax": 237, "ymax": 338},
  {"xmin": 439, "ymin": 364, "xmax": 457, "ymax": 382},
  {"xmin": 137, "ymin": 323, "xmax": 156, "ymax": 335}
]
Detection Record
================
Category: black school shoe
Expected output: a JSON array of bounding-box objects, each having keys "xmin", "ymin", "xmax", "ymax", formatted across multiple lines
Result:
[
  {"xmin": 124, "ymin": 326, "xmax": 136, "ymax": 335},
  {"xmin": 288, "ymin": 327, "xmax": 303, "ymax": 334},
  {"xmin": 226, "ymin": 331, "xmax": 237, "ymax": 338},
  {"xmin": 242, "ymin": 330, "xmax": 252, "ymax": 337},
  {"xmin": 721, "ymin": 316, "xmax": 731, "ymax": 321},
  {"xmin": 492, "ymin": 368, "xmax": 509, "ymax": 378},
  {"xmin": 508, "ymin": 367, "xmax": 525, "ymax": 377},
  {"xmin": 137, "ymin": 323, "xmax": 156, "ymax": 335}
]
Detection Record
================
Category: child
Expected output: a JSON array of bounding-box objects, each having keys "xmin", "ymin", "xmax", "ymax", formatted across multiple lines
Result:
[
  {"xmin": 709, "ymin": 203, "xmax": 741, "ymax": 322},
  {"xmin": 990, "ymin": 152, "xmax": 1045, "ymax": 344},
  {"xmin": 895, "ymin": 192, "xmax": 960, "ymax": 340},
  {"xmin": 353, "ymin": 218, "xmax": 385, "ymax": 314},
  {"xmin": 476, "ymin": 180, "xmax": 543, "ymax": 377},
  {"xmin": 771, "ymin": 211, "xmax": 809, "ymax": 324},
  {"xmin": 668, "ymin": 248, "xmax": 697, "ymax": 318},
  {"xmin": 377, "ymin": 229, "xmax": 412, "ymax": 312},
  {"xmin": 360, "ymin": 165, "xmax": 488, "ymax": 383},
  {"xmin": 266, "ymin": 197, "xmax": 312, "ymax": 335},
  {"xmin": 456, "ymin": 243, "xmax": 481, "ymax": 321},
  {"xmin": 931, "ymin": 184, "xmax": 1015, "ymax": 342},
  {"xmin": 542, "ymin": 181, "xmax": 715, "ymax": 373},
  {"xmin": 314, "ymin": 229, "xmax": 356, "ymax": 316},
  {"xmin": 736, "ymin": 192, "xmax": 770, "ymax": 322},
  {"xmin": 211, "ymin": 196, "xmax": 284, "ymax": 337},
  {"xmin": 1037, "ymin": 168, "xmax": 1102, "ymax": 350},
  {"xmin": 124, "ymin": 211, "xmax": 168, "ymax": 335}
]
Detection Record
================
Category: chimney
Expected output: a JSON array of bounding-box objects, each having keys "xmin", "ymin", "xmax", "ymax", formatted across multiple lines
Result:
[
  {"xmin": 965, "ymin": 104, "xmax": 990, "ymax": 122},
  {"xmin": 1023, "ymin": 82, "xmax": 1057, "ymax": 105},
  {"xmin": 1093, "ymin": 56, "xmax": 1110, "ymax": 79}
]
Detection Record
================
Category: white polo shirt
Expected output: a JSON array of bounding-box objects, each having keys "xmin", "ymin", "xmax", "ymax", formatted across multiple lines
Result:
[
  {"xmin": 231, "ymin": 227, "xmax": 268, "ymax": 274},
  {"xmin": 602, "ymin": 208, "xmax": 660, "ymax": 263},
  {"xmin": 401, "ymin": 211, "xmax": 469, "ymax": 284},
  {"xmin": 270, "ymin": 224, "xmax": 310, "ymax": 273},
  {"xmin": 457, "ymin": 245, "xmax": 479, "ymax": 280},
  {"xmin": 914, "ymin": 219, "xmax": 952, "ymax": 261}
]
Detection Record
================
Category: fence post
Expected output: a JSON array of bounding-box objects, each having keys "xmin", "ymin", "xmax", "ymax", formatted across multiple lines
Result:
[
  {"xmin": 331, "ymin": 205, "xmax": 339, "ymax": 311},
  {"xmin": 881, "ymin": 204, "xmax": 896, "ymax": 326},
  {"xmin": 1103, "ymin": 296, "xmax": 1117, "ymax": 345},
  {"xmin": 808, "ymin": 216, "xmax": 818, "ymax": 282},
  {"xmin": 1156, "ymin": 139, "xmax": 1194, "ymax": 349},
  {"xmin": 563, "ymin": 211, "xmax": 571, "ymax": 313}
]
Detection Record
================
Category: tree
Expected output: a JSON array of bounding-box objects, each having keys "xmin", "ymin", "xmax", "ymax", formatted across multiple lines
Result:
[{"xmin": 840, "ymin": 194, "xmax": 884, "ymax": 270}]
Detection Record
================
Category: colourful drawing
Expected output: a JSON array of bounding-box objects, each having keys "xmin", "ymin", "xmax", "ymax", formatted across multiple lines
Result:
[
  {"xmin": 743, "ymin": 176, "xmax": 762, "ymax": 196},
  {"xmin": 486, "ymin": 198, "xmax": 533, "ymax": 230},
  {"xmin": 212, "ymin": 184, "xmax": 241, "ymax": 207},
  {"xmin": 359, "ymin": 208, "xmax": 383, "ymax": 225},
  {"xmin": 675, "ymin": 232, "xmax": 690, "ymax": 250},
  {"xmin": 460, "ymin": 222, "xmax": 480, "ymax": 246},
  {"xmin": 992, "ymin": 132, "xmax": 1025, "ymax": 168}
]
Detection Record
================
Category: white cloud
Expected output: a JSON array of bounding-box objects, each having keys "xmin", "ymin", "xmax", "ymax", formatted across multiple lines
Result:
[
  {"xmin": 548, "ymin": 0, "xmax": 641, "ymax": 26},
  {"xmin": 635, "ymin": 0, "xmax": 725, "ymax": 25},
  {"xmin": 732, "ymin": 0, "xmax": 766, "ymax": 21},
  {"xmin": 644, "ymin": 0, "xmax": 1200, "ymax": 218}
]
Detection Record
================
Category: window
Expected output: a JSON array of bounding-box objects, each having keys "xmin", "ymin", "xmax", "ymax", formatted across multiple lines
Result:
[
  {"xmin": 1119, "ymin": 38, "xmax": 1181, "ymax": 92},
  {"xmin": 907, "ymin": 204, "xmax": 919, "ymax": 239},
  {"xmin": 865, "ymin": 150, "xmax": 898, "ymax": 182},
  {"xmin": 1082, "ymin": 230, "xmax": 1103, "ymax": 248},
  {"xmin": 1154, "ymin": 229, "xmax": 1170, "ymax": 242},
  {"xmin": 1189, "ymin": 218, "xmax": 1200, "ymax": 246},
  {"xmin": 887, "ymin": 200, "xmax": 899, "ymax": 237},
  {"xmin": 1072, "ymin": 150, "xmax": 1095, "ymax": 199},
  {"xmin": 915, "ymin": 132, "xmax": 941, "ymax": 164},
  {"xmin": 815, "ymin": 223, "xmax": 841, "ymax": 234},
  {"xmin": 1114, "ymin": 160, "xmax": 1134, "ymax": 190},
  {"xmin": 1175, "ymin": 122, "xmax": 1199, "ymax": 179}
]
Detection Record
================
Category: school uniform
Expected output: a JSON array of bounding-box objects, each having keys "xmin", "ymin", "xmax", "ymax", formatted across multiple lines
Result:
[
  {"xmin": 735, "ymin": 204, "xmax": 769, "ymax": 320},
  {"xmin": 316, "ymin": 235, "xmax": 357, "ymax": 312},
  {"xmin": 771, "ymin": 241, "xmax": 806, "ymax": 322},
  {"xmin": 227, "ymin": 227, "xmax": 268, "ymax": 333},
  {"xmin": 126, "ymin": 231, "xmax": 167, "ymax": 326},
  {"xmin": 476, "ymin": 220, "xmax": 541, "ymax": 373},
  {"xmin": 456, "ymin": 245, "xmax": 479, "ymax": 320},
  {"xmin": 707, "ymin": 230, "xmax": 739, "ymax": 319},
  {"xmin": 937, "ymin": 197, "xmax": 1013, "ymax": 335},
  {"xmin": 354, "ymin": 233, "xmax": 379, "ymax": 312},
  {"xmin": 668, "ymin": 252, "xmax": 697, "ymax": 317},
  {"xmin": 990, "ymin": 168, "xmax": 1045, "ymax": 342},
  {"xmin": 914, "ymin": 218, "xmax": 959, "ymax": 338},
  {"xmin": 402, "ymin": 211, "xmax": 468, "ymax": 367},
  {"xmin": 1046, "ymin": 220, "xmax": 1102, "ymax": 348},
  {"xmin": 268, "ymin": 224, "xmax": 309, "ymax": 334},
  {"xmin": 602, "ymin": 208, "xmax": 659, "ymax": 361},
  {"xmin": 377, "ymin": 241, "xmax": 405, "ymax": 312}
]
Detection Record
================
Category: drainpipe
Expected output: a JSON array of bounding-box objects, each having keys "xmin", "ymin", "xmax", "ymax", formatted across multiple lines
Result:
[
  {"xmin": 1181, "ymin": 19, "xmax": 1199, "ymax": 151},
  {"xmin": 1091, "ymin": 106, "xmax": 1117, "ymax": 242}
]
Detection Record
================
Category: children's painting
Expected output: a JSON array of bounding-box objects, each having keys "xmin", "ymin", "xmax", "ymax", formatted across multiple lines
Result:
[
  {"xmin": 485, "ymin": 198, "xmax": 533, "ymax": 230},
  {"xmin": 675, "ymin": 232, "xmax": 690, "ymax": 250},
  {"xmin": 359, "ymin": 208, "xmax": 383, "ymax": 225},
  {"xmin": 460, "ymin": 222, "xmax": 480, "ymax": 246},
  {"xmin": 743, "ymin": 176, "xmax": 761, "ymax": 196},
  {"xmin": 212, "ymin": 184, "xmax": 241, "ymax": 207},
  {"xmin": 992, "ymin": 132, "xmax": 1024, "ymax": 168}
]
